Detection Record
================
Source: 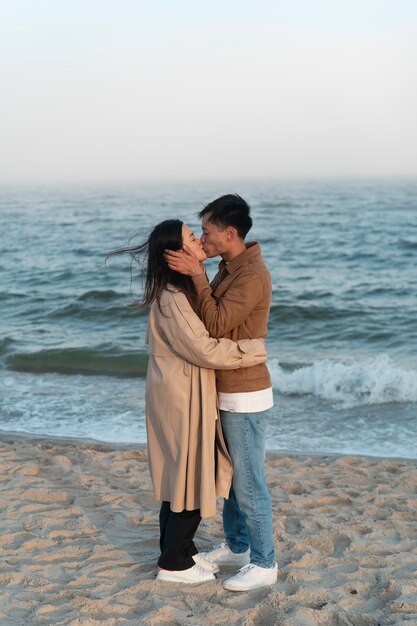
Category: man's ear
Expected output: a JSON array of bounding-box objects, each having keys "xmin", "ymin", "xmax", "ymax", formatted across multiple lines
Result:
[{"xmin": 226, "ymin": 226, "xmax": 237, "ymax": 240}]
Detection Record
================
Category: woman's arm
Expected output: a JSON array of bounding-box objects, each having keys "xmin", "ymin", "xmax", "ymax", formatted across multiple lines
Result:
[{"xmin": 156, "ymin": 290, "xmax": 267, "ymax": 370}]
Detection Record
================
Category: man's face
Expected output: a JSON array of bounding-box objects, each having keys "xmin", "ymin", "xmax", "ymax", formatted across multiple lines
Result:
[{"xmin": 200, "ymin": 214, "xmax": 229, "ymax": 258}]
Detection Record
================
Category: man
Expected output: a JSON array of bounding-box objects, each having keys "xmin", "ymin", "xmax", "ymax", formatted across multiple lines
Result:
[{"xmin": 165, "ymin": 194, "xmax": 276, "ymax": 592}]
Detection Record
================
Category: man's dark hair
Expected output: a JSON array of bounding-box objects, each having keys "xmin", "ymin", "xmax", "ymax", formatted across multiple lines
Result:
[{"xmin": 198, "ymin": 194, "xmax": 253, "ymax": 240}]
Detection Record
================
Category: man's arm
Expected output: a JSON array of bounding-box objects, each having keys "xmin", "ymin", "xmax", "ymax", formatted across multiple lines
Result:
[
  {"xmin": 191, "ymin": 270, "xmax": 263, "ymax": 338},
  {"xmin": 165, "ymin": 245, "xmax": 264, "ymax": 338}
]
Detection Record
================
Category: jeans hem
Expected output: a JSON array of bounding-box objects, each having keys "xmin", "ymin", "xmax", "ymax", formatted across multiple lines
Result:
[
  {"xmin": 250, "ymin": 560, "xmax": 276, "ymax": 569},
  {"xmin": 226, "ymin": 539, "xmax": 250, "ymax": 554}
]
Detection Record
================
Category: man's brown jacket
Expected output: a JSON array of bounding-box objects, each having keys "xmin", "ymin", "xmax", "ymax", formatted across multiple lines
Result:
[{"xmin": 192, "ymin": 242, "xmax": 272, "ymax": 393}]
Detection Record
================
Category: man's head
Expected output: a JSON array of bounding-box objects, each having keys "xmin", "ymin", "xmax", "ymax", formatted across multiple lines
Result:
[{"xmin": 198, "ymin": 194, "xmax": 252, "ymax": 259}]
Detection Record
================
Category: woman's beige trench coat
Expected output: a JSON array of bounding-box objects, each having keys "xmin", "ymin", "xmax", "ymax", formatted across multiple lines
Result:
[{"xmin": 145, "ymin": 286, "xmax": 267, "ymax": 518}]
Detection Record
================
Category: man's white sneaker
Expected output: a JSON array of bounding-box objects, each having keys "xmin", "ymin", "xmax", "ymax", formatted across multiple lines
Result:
[
  {"xmin": 200, "ymin": 542, "xmax": 250, "ymax": 568},
  {"xmin": 156, "ymin": 564, "xmax": 216, "ymax": 584},
  {"xmin": 223, "ymin": 562, "xmax": 278, "ymax": 591},
  {"xmin": 193, "ymin": 553, "xmax": 220, "ymax": 573}
]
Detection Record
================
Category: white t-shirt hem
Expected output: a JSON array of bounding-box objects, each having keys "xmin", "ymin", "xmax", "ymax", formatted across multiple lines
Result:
[{"xmin": 218, "ymin": 387, "xmax": 274, "ymax": 413}]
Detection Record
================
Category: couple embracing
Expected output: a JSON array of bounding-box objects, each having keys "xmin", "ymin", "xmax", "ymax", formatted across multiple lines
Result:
[{"xmin": 112, "ymin": 194, "xmax": 276, "ymax": 591}]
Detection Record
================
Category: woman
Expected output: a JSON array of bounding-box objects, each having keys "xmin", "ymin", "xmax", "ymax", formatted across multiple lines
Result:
[{"xmin": 109, "ymin": 219, "xmax": 267, "ymax": 584}]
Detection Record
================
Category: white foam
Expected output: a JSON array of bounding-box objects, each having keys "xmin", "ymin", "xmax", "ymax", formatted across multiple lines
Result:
[
  {"xmin": 269, "ymin": 354, "xmax": 417, "ymax": 407},
  {"xmin": 0, "ymin": 371, "xmax": 148, "ymax": 444}
]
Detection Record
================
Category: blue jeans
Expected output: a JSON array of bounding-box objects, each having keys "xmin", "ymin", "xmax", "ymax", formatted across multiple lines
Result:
[{"xmin": 220, "ymin": 409, "xmax": 275, "ymax": 568}]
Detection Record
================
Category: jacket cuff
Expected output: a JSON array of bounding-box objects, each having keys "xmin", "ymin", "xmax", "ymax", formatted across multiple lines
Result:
[{"xmin": 191, "ymin": 273, "xmax": 210, "ymax": 291}]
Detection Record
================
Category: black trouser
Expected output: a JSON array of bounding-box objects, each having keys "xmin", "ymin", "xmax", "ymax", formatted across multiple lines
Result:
[{"xmin": 158, "ymin": 501, "xmax": 202, "ymax": 571}]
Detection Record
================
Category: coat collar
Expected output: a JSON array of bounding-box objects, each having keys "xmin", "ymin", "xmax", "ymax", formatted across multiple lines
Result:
[
  {"xmin": 166, "ymin": 283, "xmax": 181, "ymax": 292},
  {"xmin": 217, "ymin": 242, "xmax": 261, "ymax": 275}
]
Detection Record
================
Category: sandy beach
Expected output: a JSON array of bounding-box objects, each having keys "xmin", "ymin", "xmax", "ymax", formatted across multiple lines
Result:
[{"xmin": 0, "ymin": 433, "xmax": 416, "ymax": 626}]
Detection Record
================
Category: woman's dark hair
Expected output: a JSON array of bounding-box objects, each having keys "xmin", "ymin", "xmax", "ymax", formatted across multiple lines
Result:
[
  {"xmin": 106, "ymin": 219, "xmax": 197, "ymax": 310},
  {"xmin": 198, "ymin": 193, "xmax": 252, "ymax": 239}
]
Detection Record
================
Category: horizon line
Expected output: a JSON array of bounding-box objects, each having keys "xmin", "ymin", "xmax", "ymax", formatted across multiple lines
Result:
[{"xmin": 0, "ymin": 174, "xmax": 416, "ymax": 188}]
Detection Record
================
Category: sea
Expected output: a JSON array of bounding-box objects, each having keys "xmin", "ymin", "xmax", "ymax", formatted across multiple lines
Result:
[{"xmin": 1, "ymin": 180, "xmax": 416, "ymax": 459}]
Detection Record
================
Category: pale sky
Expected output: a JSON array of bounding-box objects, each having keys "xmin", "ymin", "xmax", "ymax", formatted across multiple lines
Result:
[{"xmin": 1, "ymin": 0, "xmax": 416, "ymax": 183}]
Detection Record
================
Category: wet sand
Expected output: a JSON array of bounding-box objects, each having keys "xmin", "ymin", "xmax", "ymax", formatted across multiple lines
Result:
[{"xmin": 0, "ymin": 432, "xmax": 416, "ymax": 625}]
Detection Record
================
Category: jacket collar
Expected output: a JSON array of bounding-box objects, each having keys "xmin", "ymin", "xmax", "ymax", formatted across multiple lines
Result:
[{"xmin": 217, "ymin": 242, "xmax": 261, "ymax": 274}]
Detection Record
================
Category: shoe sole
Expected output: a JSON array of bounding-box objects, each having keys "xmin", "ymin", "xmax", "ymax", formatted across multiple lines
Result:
[
  {"xmin": 156, "ymin": 573, "xmax": 215, "ymax": 584},
  {"xmin": 223, "ymin": 580, "xmax": 277, "ymax": 592}
]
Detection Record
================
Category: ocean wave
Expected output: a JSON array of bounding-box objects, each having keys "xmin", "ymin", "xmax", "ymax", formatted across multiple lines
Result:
[
  {"xmin": 269, "ymin": 303, "xmax": 364, "ymax": 322},
  {"xmin": 5, "ymin": 341, "xmax": 417, "ymax": 408},
  {"xmin": 6, "ymin": 346, "xmax": 149, "ymax": 377},
  {"xmin": 269, "ymin": 355, "xmax": 417, "ymax": 407},
  {"xmin": 0, "ymin": 337, "xmax": 16, "ymax": 356},
  {"xmin": 77, "ymin": 289, "xmax": 124, "ymax": 301},
  {"xmin": 47, "ymin": 303, "xmax": 143, "ymax": 320},
  {"xmin": 399, "ymin": 238, "xmax": 417, "ymax": 250},
  {"xmin": 47, "ymin": 290, "xmax": 146, "ymax": 320}
]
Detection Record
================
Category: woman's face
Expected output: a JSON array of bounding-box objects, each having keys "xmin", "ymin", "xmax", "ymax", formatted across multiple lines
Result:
[{"xmin": 182, "ymin": 224, "xmax": 207, "ymax": 261}]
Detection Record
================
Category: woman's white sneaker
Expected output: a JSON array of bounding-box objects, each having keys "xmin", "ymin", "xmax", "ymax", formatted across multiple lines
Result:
[
  {"xmin": 200, "ymin": 542, "xmax": 250, "ymax": 568},
  {"xmin": 193, "ymin": 553, "xmax": 220, "ymax": 573},
  {"xmin": 156, "ymin": 564, "xmax": 215, "ymax": 584},
  {"xmin": 223, "ymin": 562, "xmax": 278, "ymax": 591}
]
